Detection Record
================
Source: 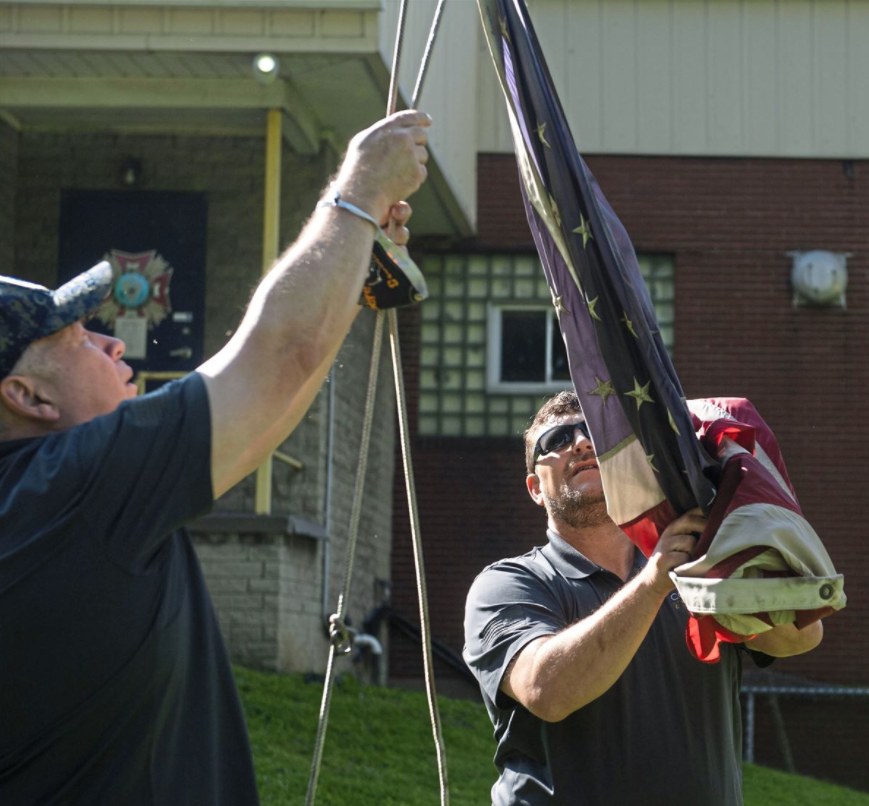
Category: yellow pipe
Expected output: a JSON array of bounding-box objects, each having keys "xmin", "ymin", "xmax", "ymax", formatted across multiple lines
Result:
[
  {"xmin": 134, "ymin": 371, "xmax": 187, "ymax": 397},
  {"xmin": 255, "ymin": 108, "xmax": 283, "ymax": 514},
  {"xmin": 273, "ymin": 450, "xmax": 304, "ymax": 472}
]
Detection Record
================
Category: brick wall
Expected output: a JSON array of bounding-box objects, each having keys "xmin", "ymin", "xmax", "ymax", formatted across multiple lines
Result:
[
  {"xmin": 391, "ymin": 153, "xmax": 869, "ymax": 789},
  {"xmin": 0, "ymin": 121, "xmax": 17, "ymax": 271},
  {"xmin": 11, "ymin": 131, "xmax": 395, "ymax": 675}
]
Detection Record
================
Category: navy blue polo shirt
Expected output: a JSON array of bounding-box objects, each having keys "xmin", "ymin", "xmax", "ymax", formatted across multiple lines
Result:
[
  {"xmin": 464, "ymin": 530, "xmax": 751, "ymax": 806},
  {"xmin": 0, "ymin": 373, "xmax": 259, "ymax": 805}
]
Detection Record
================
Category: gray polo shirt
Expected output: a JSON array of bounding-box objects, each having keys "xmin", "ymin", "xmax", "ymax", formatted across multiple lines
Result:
[{"xmin": 464, "ymin": 530, "xmax": 758, "ymax": 806}]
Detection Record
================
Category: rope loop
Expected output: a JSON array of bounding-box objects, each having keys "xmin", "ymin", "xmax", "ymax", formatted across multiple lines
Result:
[{"xmin": 328, "ymin": 614, "xmax": 354, "ymax": 656}]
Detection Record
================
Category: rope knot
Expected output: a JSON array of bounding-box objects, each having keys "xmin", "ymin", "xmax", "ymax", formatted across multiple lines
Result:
[{"xmin": 328, "ymin": 614, "xmax": 354, "ymax": 655}]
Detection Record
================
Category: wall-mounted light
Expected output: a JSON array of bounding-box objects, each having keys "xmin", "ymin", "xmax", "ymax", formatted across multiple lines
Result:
[
  {"xmin": 253, "ymin": 53, "xmax": 280, "ymax": 85},
  {"xmin": 119, "ymin": 157, "xmax": 142, "ymax": 188},
  {"xmin": 788, "ymin": 250, "xmax": 850, "ymax": 308}
]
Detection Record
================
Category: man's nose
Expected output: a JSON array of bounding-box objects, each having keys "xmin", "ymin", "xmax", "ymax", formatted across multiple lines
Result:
[
  {"xmin": 571, "ymin": 427, "xmax": 593, "ymax": 453},
  {"xmin": 101, "ymin": 334, "xmax": 126, "ymax": 361}
]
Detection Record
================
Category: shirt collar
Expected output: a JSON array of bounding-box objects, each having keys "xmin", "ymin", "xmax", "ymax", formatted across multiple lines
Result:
[
  {"xmin": 543, "ymin": 529, "xmax": 599, "ymax": 579},
  {"xmin": 0, "ymin": 436, "xmax": 39, "ymax": 459},
  {"xmin": 543, "ymin": 529, "xmax": 645, "ymax": 581}
]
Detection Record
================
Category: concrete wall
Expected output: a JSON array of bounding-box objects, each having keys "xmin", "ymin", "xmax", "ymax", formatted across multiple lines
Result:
[
  {"xmin": 191, "ymin": 311, "xmax": 397, "ymax": 674},
  {"xmin": 11, "ymin": 129, "xmax": 396, "ymax": 675}
]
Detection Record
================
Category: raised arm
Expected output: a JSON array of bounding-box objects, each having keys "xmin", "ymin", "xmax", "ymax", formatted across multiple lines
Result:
[
  {"xmin": 198, "ymin": 110, "xmax": 431, "ymax": 498},
  {"xmin": 501, "ymin": 511, "xmax": 705, "ymax": 723}
]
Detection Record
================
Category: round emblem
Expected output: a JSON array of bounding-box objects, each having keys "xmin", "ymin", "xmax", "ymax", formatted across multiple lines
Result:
[
  {"xmin": 114, "ymin": 272, "xmax": 151, "ymax": 308},
  {"xmin": 819, "ymin": 583, "xmax": 834, "ymax": 601}
]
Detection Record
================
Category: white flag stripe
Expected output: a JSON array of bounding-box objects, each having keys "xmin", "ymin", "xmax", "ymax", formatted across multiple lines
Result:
[{"xmin": 599, "ymin": 437, "xmax": 667, "ymax": 524}]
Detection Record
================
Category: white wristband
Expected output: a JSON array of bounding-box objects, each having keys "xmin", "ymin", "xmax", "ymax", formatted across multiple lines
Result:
[{"xmin": 316, "ymin": 185, "xmax": 380, "ymax": 231}]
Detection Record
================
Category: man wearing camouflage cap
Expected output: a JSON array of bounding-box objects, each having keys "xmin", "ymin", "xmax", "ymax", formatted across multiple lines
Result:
[{"xmin": 0, "ymin": 110, "xmax": 430, "ymax": 804}]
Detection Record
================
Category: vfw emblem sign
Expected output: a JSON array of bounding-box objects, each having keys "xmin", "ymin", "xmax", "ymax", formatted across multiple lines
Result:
[{"xmin": 95, "ymin": 249, "xmax": 174, "ymax": 359}]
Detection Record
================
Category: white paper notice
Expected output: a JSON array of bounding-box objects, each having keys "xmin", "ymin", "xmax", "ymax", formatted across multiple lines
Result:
[{"xmin": 115, "ymin": 313, "xmax": 148, "ymax": 359}]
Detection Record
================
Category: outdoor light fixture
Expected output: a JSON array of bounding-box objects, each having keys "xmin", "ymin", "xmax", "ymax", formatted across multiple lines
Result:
[
  {"xmin": 788, "ymin": 250, "xmax": 850, "ymax": 308},
  {"xmin": 253, "ymin": 53, "xmax": 279, "ymax": 85}
]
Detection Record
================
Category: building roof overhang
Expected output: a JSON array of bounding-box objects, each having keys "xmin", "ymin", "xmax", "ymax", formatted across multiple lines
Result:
[{"xmin": 0, "ymin": 0, "xmax": 471, "ymax": 236}]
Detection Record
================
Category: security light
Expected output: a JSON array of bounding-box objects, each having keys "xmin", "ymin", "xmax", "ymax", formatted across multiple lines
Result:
[{"xmin": 253, "ymin": 53, "xmax": 279, "ymax": 85}]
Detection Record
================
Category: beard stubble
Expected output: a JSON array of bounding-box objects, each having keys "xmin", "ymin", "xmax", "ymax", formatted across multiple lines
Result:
[{"xmin": 543, "ymin": 473, "xmax": 609, "ymax": 529}]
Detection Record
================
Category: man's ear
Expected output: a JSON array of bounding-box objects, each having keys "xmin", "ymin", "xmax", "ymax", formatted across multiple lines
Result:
[
  {"xmin": 526, "ymin": 472, "xmax": 546, "ymax": 508},
  {"xmin": 0, "ymin": 375, "xmax": 61, "ymax": 424}
]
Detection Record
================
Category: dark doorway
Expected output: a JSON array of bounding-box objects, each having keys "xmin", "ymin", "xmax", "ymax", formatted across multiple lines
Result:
[{"xmin": 58, "ymin": 191, "xmax": 207, "ymax": 377}]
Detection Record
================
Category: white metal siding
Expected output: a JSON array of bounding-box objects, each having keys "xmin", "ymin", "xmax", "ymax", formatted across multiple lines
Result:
[
  {"xmin": 475, "ymin": 0, "xmax": 869, "ymax": 159},
  {"xmin": 378, "ymin": 0, "xmax": 479, "ymax": 230}
]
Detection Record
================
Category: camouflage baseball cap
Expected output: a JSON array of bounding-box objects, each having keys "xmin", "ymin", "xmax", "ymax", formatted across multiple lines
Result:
[{"xmin": 0, "ymin": 261, "xmax": 113, "ymax": 379}]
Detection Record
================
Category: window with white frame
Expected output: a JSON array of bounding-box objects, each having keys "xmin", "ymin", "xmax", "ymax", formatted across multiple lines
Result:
[
  {"xmin": 486, "ymin": 304, "xmax": 571, "ymax": 393},
  {"xmin": 418, "ymin": 253, "xmax": 673, "ymax": 437}
]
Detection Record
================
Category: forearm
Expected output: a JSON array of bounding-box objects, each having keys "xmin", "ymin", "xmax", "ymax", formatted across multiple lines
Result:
[
  {"xmin": 749, "ymin": 619, "xmax": 823, "ymax": 657},
  {"xmin": 198, "ymin": 109, "xmax": 430, "ymax": 500},
  {"xmin": 510, "ymin": 574, "xmax": 667, "ymax": 721},
  {"xmin": 236, "ymin": 206, "xmax": 371, "ymax": 372},
  {"xmin": 200, "ymin": 208, "xmax": 372, "ymax": 496}
]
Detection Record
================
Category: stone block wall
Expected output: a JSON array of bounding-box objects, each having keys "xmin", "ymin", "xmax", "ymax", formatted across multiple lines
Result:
[{"xmin": 196, "ymin": 535, "xmax": 283, "ymax": 670}]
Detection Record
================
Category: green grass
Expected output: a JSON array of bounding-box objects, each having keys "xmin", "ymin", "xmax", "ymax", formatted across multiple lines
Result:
[{"xmin": 236, "ymin": 666, "xmax": 869, "ymax": 806}]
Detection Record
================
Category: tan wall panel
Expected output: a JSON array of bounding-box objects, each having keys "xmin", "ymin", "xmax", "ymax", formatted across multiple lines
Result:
[
  {"xmin": 268, "ymin": 9, "xmax": 315, "ymax": 37},
  {"xmin": 17, "ymin": 5, "xmax": 62, "ymax": 33},
  {"xmin": 600, "ymin": 0, "xmax": 637, "ymax": 153},
  {"xmin": 671, "ymin": 2, "xmax": 707, "ymax": 153},
  {"xmin": 743, "ymin": 2, "xmax": 778, "ymax": 154},
  {"xmin": 474, "ymin": 0, "xmax": 869, "ymax": 159},
  {"xmin": 168, "ymin": 8, "xmax": 214, "ymax": 35},
  {"xmin": 778, "ymin": 0, "xmax": 814, "ymax": 155},
  {"xmin": 706, "ymin": 1, "xmax": 742, "ymax": 153},
  {"xmin": 218, "ymin": 10, "xmax": 264, "ymax": 36},
  {"xmin": 319, "ymin": 9, "xmax": 364, "ymax": 38},
  {"xmin": 119, "ymin": 8, "xmax": 163, "ymax": 34},
  {"xmin": 636, "ymin": 1, "xmax": 671, "ymax": 154},
  {"xmin": 68, "ymin": 8, "xmax": 113, "ymax": 34},
  {"xmin": 848, "ymin": 2, "xmax": 869, "ymax": 153},
  {"xmin": 814, "ymin": 1, "xmax": 848, "ymax": 154},
  {"xmin": 566, "ymin": 0, "xmax": 602, "ymax": 152},
  {"xmin": 476, "ymin": 16, "xmax": 512, "ymax": 154}
]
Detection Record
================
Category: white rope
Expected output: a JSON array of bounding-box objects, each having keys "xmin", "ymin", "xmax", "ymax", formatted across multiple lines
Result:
[
  {"xmin": 387, "ymin": 0, "xmax": 410, "ymax": 116},
  {"xmin": 305, "ymin": 313, "xmax": 385, "ymax": 806},
  {"xmin": 411, "ymin": 0, "xmax": 447, "ymax": 108},
  {"xmin": 305, "ymin": 1, "xmax": 450, "ymax": 803},
  {"xmin": 388, "ymin": 308, "xmax": 450, "ymax": 805}
]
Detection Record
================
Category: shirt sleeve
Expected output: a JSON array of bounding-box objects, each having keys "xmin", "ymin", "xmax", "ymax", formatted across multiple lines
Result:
[
  {"xmin": 72, "ymin": 372, "xmax": 213, "ymax": 570},
  {"xmin": 463, "ymin": 560, "xmax": 568, "ymax": 707}
]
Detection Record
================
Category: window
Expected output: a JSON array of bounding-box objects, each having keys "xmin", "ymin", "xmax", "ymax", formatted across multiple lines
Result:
[
  {"xmin": 486, "ymin": 304, "xmax": 571, "ymax": 393},
  {"xmin": 418, "ymin": 253, "xmax": 673, "ymax": 437}
]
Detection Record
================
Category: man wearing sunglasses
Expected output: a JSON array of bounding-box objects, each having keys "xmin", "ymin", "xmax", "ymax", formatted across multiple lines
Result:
[{"xmin": 463, "ymin": 390, "xmax": 821, "ymax": 806}]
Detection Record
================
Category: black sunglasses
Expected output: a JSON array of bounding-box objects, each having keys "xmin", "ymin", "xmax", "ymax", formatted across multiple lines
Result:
[{"xmin": 532, "ymin": 421, "xmax": 592, "ymax": 467}]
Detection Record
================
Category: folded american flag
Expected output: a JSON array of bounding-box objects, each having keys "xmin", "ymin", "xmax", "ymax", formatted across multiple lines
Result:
[{"xmin": 477, "ymin": 0, "xmax": 845, "ymax": 661}]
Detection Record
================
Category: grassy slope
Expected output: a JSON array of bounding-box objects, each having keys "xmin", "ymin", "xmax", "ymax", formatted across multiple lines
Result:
[{"xmin": 236, "ymin": 667, "xmax": 869, "ymax": 806}]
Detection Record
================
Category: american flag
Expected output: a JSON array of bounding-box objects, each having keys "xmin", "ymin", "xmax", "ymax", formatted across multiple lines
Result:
[{"xmin": 478, "ymin": 0, "xmax": 845, "ymax": 661}]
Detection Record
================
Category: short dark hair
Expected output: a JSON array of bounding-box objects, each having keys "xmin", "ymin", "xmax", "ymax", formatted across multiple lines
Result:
[{"xmin": 523, "ymin": 390, "xmax": 583, "ymax": 474}]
